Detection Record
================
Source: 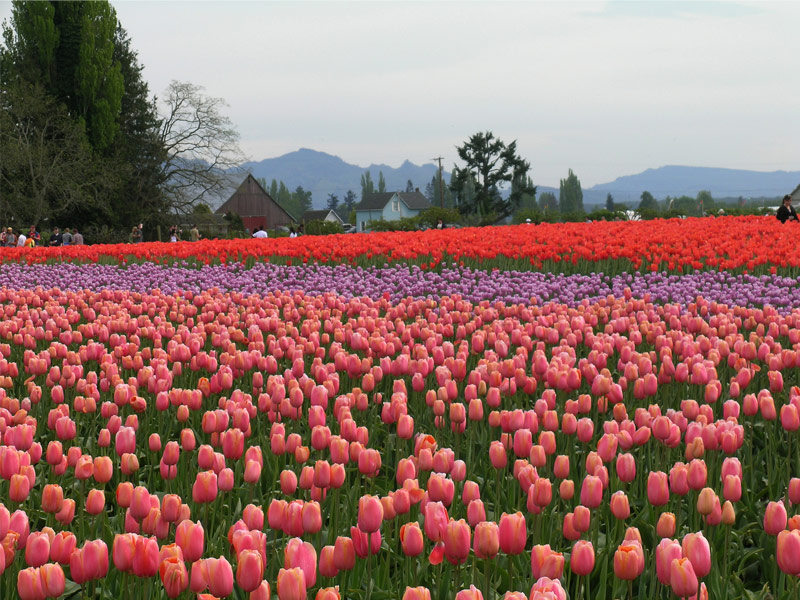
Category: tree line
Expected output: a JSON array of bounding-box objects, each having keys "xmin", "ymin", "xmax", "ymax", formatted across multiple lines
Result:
[{"xmin": 0, "ymin": 1, "xmax": 243, "ymax": 242}]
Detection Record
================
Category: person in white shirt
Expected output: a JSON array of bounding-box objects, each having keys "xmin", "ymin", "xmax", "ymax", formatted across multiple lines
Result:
[
  {"xmin": 16, "ymin": 232, "xmax": 26, "ymax": 247},
  {"xmin": 252, "ymin": 227, "xmax": 268, "ymax": 238}
]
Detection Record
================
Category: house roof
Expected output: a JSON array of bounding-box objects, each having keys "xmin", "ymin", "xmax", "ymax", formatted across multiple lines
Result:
[
  {"xmin": 215, "ymin": 174, "xmax": 297, "ymax": 222},
  {"xmin": 302, "ymin": 209, "xmax": 343, "ymax": 223},
  {"xmin": 175, "ymin": 214, "xmax": 228, "ymax": 226},
  {"xmin": 790, "ymin": 184, "xmax": 800, "ymax": 201},
  {"xmin": 356, "ymin": 191, "xmax": 431, "ymax": 212}
]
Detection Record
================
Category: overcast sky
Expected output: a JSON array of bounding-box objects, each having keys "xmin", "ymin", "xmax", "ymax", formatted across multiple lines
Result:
[{"xmin": 2, "ymin": 0, "xmax": 798, "ymax": 187}]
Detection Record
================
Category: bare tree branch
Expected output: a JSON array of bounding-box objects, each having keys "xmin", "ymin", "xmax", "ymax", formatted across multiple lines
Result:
[{"xmin": 156, "ymin": 81, "xmax": 247, "ymax": 214}]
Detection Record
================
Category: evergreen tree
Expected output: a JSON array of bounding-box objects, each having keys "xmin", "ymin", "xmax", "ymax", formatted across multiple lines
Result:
[
  {"xmin": 378, "ymin": 171, "xmax": 386, "ymax": 193},
  {"xmin": 539, "ymin": 192, "xmax": 558, "ymax": 213},
  {"xmin": 450, "ymin": 131, "xmax": 533, "ymax": 220},
  {"xmin": 405, "ymin": 179, "xmax": 414, "ymax": 193},
  {"xmin": 424, "ymin": 179, "xmax": 435, "ymax": 202},
  {"xmin": 293, "ymin": 186, "xmax": 313, "ymax": 215},
  {"xmin": 606, "ymin": 193, "xmax": 615, "ymax": 212},
  {"xmin": 107, "ymin": 23, "xmax": 166, "ymax": 230},
  {"xmin": 277, "ymin": 182, "xmax": 292, "ymax": 215},
  {"xmin": 343, "ymin": 190, "xmax": 358, "ymax": 214},
  {"xmin": 269, "ymin": 179, "xmax": 278, "ymax": 199},
  {"xmin": 326, "ymin": 193, "xmax": 339, "ymax": 211},
  {"xmin": 558, "ymin": 169, "xmax": 584, "ymax": 214},
  {"xmin": 513, "ymin": 175, "xmax": 537, "ymax": 211},
  {"xmin": 360, "ymin": 171, "xmax": 374, "ymax": 201},
  {"xmin": 638, "ymin": 191, "xmax": 658, "ymax": 212},
  {"xmin": 696, "ymin": 190, "xmax": 713, "ymax": 215}
]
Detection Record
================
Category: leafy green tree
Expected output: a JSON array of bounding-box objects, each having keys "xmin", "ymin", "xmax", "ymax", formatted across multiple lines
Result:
[
  {"xmin": 559, "ymin": 169, "xmax": 584, "ymax": 214},
  {"xmin": 539, "ymin": 192, "xmax": 558, "ymax": 213},
  {"xmin": 326, "ymin": 193, "xmax": 339, "ymax": 211},
  {"xmin": 192, "ymin": 203, "xmax": 212, "ymax": 214},
  {"xmin": 0, "ymin": 82, "xmax": 105, "ymax": 226},
  {"xmin": 342, "ymin": 190, "xmax": 358, "ymax": 215},
  {"xmin": 697, "ymin": 190, "xmax": 713, "ymax": 215},
  {"xmin": 450, "ymin": 131, "xmax": 534, "ymax": 219},
  {"xmin": 360, "ymin": 171, "xmax": 374, "ymax": 202},
  {"xmin": 672, "ymin": 195, "xmax": 697, "ymax": 214},
  {"xmin": 606, "ymin": 193, "xmax": 615, "ymax": 212},
  {"xmin": 4, "ymin": 1, "xmax": 124, "ymax": 152},
  {"xmin": 269, "ymin": 179, "xmax": 278, "ymax": 199},
  {"xmin": 2, "ymin": 1, "xmax": 163, "ymax": 231},
  {"xmin": 638, "ymin": 191, "xmax": 658, "ymax": 212},
  {"xmin": 292, "ymin": 186, "xmax": 312, "ymax": 215},
  {"xmin": 378, "ymin": 171, "xmax": 386, "ymax": 193}
]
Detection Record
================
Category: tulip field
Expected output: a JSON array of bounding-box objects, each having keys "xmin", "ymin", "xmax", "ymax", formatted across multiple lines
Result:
[{"xmin": 0, "ymin": 216, "xmax": 799, "ymax": 600}]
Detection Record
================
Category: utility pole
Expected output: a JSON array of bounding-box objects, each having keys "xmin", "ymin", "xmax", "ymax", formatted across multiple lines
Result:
[{"xmin": 431, "ymin": 156, "xmax": 444, "ymax": 208}]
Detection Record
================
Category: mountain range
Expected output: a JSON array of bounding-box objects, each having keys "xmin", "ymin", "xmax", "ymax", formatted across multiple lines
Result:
[{"xmin": 239, "ymin": 149, "xmax": 798, "ymax": 210}]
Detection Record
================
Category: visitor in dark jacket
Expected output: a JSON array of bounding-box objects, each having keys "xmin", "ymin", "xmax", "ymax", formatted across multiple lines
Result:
[{"xmin": 777, "ymin": 195, "xmax": 799, "ymax": 223}]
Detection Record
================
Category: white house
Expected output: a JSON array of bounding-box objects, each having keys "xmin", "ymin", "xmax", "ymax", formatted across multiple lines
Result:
[
  {"xmin": 301, "ymin": 209, "xmax": 344, "ymax": 224},
  {"xmin": 355, "ymin": 191, "xmax": 431, "ymax": 232}
]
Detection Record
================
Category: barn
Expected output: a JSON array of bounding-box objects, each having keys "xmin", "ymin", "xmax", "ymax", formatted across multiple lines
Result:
[{"xmin": 215, "ymin": 175, "xmax": 296, "ymax": 233}]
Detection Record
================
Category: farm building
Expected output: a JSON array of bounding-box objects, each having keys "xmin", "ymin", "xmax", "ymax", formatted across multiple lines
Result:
[{"xmin": 215, "ymin": 175, "xmax": 296, "ymax": 233}]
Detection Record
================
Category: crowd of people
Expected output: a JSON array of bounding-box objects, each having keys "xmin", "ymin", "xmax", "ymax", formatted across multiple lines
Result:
[
  {"xmin": 166, "ymin": 224, "xmax": 201, "ymax": 243},
  {"xmin": 1, "ymin": 226, "xmax": 84, "ymax": 247}
]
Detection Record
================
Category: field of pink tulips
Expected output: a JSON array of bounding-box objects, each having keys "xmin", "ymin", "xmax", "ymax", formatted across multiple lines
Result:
[{"xmin": 1, "ymin": 222, "xmax": 799, "ymax": 600}]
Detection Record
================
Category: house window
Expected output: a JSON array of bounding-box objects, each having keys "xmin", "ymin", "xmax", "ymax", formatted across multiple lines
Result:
[{"xmin": 392, "ymin": 200, "xmax": 400, "ymax": 212}]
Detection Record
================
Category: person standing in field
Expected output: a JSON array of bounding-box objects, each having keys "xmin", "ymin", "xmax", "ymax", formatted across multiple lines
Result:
[
  {"xmin": 777, "ymin": 195, "xmax": 799, "ymax": 223},
  {"xmin": 190, "ymin": 224, "xmax": 200, "ymax": 241},
  {"xmin": 49, "ymin": 227, "xmax": 62, "ymax": 246},
  {"xmin": 61, "ymin": 228, "xmax": 72, "ymax": 246},
  {"xmin": 130, "ymin": 224, "xmax": 143, "ymax": 243},
  {"xmin": 71, "ymin": 228, "xmax": 84, "ymax": 245},
  {"xmin": 16, "ymin": 230, "xmax": 27, "ymax": 247},
  {"xmin": 5, "ymin": 228, "xmax": 16, "ymax": 246}
]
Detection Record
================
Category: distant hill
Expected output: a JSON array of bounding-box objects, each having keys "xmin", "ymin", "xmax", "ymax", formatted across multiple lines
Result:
[
  {"xmin": 585, "ymin": 166, "xmax": 799, "ymax": 206},
  {"xmin": 241, "ymin": 148, "xmax": 448, "ymax": 209},
  {"xmin": 234, "ymin": 152, "xmax": 798, "ymax": 211}
]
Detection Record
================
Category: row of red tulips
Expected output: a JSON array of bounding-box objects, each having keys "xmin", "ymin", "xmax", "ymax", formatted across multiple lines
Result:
[{"xmin": 1, "ymin": 216, "xmax": 799, "ymax": 274}]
